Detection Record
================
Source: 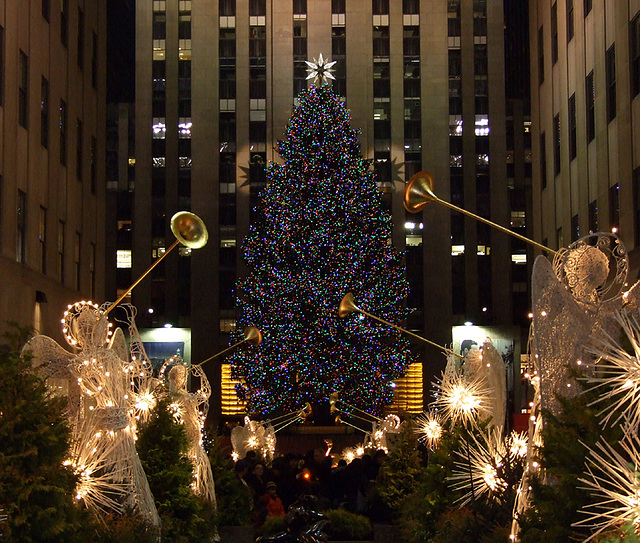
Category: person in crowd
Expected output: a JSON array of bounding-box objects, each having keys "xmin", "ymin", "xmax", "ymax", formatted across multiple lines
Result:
[{"xmin": 261, "ymin": 481, "xmax": 286, "ymax": 518}]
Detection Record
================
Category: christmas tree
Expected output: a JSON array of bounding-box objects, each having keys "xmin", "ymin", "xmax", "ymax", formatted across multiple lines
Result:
[{"xmin": 229, "ymin": 83, "xmax": 412, "ymax": 415}]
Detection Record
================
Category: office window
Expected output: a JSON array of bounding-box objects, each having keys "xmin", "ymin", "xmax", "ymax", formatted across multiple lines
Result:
[
  {"xmin": 77, "ymin": 8, "xmax": 84, "ymax": 68},
  {"xmin": 60, "ymin": 99, "xmax": 67, "ymax": 165},
  {"xmin": 571, "ymin": 214, "xmax": 579, "ymax": 242},
  {"xmin": 293, "ymin": 0, "xmax": 306, "ymax": 13},
  {"xmin": 61, "ymin": 0, "xmax": 68, "ymax": 47},
  {"xmin": 91, "ymin": 31, "xmax": 98, "ymax": 88},
  {"xmin": 373, "ymin": 0, "xmax": 389, "ymax": 14},
  {"xmin": 19, "ymin": 50, "xmax": 28, "ymax": 128},
  {"xmin": 220, "ymin": 0, "xmax": 235, "ymax": 15},
  {"xmin": 42, "ymin": 0, "xmax": 50, "ymax": 21},
  {"xmin": 553, "ymin": 113, "xmax": 560, "ymax": 175},
  {"xmin": 568, "ymin": 93, "xmax": 576, "ymax": 160},
  {"xmin": 58, "ymin": 220, "xmax": 65, "ymax": 282},
  {"xmin": 17, "ymin": 190, "xmax": 26, "ymax": 264},
  {"xmin": 606, "ymin": 45, "xmax": 616, "ymax": 122},
  {"xmin": 551, "ymin": 3, "xmax": 558, "ymax": 64},
  {"xmin": 41, "ymin": 76, "xmax": 49, "ymax": 148},
  {"xmin": 538, "ymin": 26, "xmax": 544, "ymax": 85},
  {"xmin": 586, "ymin": 71, "xmax": 594, "ymax": 143},
  {"xmin": 74, "ymin": 232, "xmax": 81, "ymax": 291},
  {"xmin": 588, "ymin": 199, "xmax": 598, "ymax": 233},
  {"xmin": 403, "ymin": 0, "xmax": 418, "ymax": 14},
  {"xmin": 584, "ymin": 0, "xmax": 592, "ymax": 16},
  {"xmin": 632, "ymin": 14, "xmax": 640, "ymax": 97},
  {"xmin": 39, "ymin": 206, "xmax": 47, "ymax": 274},
  {"xmin": 540, "ymin": 131, "xmax": 547, "ymax": 189},
  {"xmin": 556, "ymin": 227, "xmax": 563, "ymax": 249},
  {"xmin": 609, "ymin": 184, "xmax": 619, "ymax": 232},
  {"xmin": 76, "ymin": 119, "xmax": 83, "ymax": 180},
  {"xmin": 90, "ymin": 136, "xmax": 97, "ymax": 194},
  {"xmin": 566, "ymin": 0, "xmax": 574, "ymax": 42},
  {"xmin": 89, "ymin": 242, "xmax": 96, "ymax": 297},
  {"xmin": 249, "ymin": 0, "xmax": 266, "ymax": 16}
]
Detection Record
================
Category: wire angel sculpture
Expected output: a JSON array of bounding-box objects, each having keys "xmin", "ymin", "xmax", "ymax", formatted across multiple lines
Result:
[
  {"xmin": 230, "ymin": 416, "xmax": 277, "ymax": 462},
  {"xmin": 22, "ymin": 301, "xmax": 159, "ymax": 526},
  {"xmin": 158, "ymin": 357, "xmax": 217, "ymax": 505},
  {"xmin": 363, "ymin": 414, "xmax": 402, "ymax": 453}
]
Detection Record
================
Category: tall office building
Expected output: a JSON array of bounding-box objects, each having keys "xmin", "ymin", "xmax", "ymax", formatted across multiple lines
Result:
[
  {"xmin": 0, "ymin": 0, "xmax": 107, "ymax": 345},
  {"xmin": 529, "ymin": 2, "xmax": 640, "ymax": 276},
  {"xmin": 120, "ymin": 0, "xmax": 528, "ymax": 426}
]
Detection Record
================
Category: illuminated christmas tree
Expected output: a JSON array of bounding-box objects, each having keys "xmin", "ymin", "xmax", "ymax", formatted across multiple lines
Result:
[{"xmin": 229, "ymin": 83, "xmax": 411, "ymax": 416}]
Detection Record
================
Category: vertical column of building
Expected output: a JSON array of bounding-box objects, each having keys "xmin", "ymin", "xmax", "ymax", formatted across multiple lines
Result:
[
  {"xmin": 331, "ymin": 1, "xmax": 346, "ymax": 98},
  {"xmin": 292, "ymin": 0, "xmax": 307, "ymax": 101},
  {"xmin": 402, "ymin": 0, "xmax": 423, "ymax": 331}
]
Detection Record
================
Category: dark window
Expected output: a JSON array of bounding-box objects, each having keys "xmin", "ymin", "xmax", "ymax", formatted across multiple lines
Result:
[
  {"xmin": 293, "ymin": 0, "xmax": 306, "ymax": 13},
  {"xmin": 77, "ymin": 8, "xmax": 84, "ymax": 68},
  {"xmin": 606, "ymin": 44, "xmax": 616, "ymax": 122},
  {"xmin": 568, "ymin": 93, "xmax": 576, "ymax": 160},
  {"xmin": 219, "ymin": 28, "xmax": 236, "ymax": 58},
  {"xmin": 219, "ymin": 0, "xmax": 235, "ymax": 16},
  {"xmin": 553, "ymin": 113, "xmax": 560, "ymax": 176},
  {"xmin": 631, "ymin": 14, "xmax": 640, "ymax": 97},
  {"xmin": 402, "ymin": 0, "xmax": 419, "ymax": 14},
  {"xmin": 474, "ymin": 44, "xmax": 488, "ymax": 75},
  {"xmin": 586, "ymin": 71, "xmax": 595, "ymax": 142},
  {"xmin": 60, "ymin": 99, "xmax": 67, "ymax": 165},
  {"xmin": 153, "ymin": 12, "xmax": 166, "ymax": 39},
  {"xmin": 179, "ymin": 11, "xmax": 191, "ymax": 40},
  {"xmin": 91, "ymin": 31, "xmax": 98, "ymax": 88},
  {"xmin": 90, "ymin": 136, "xmax": 96, "ymax": 194},
  {"xmin": 332, "ymin": 0, "xmax": 345, "ymax": 12},
  {"xmin": 61, "ymin": 0, "xmax": 68, "ymax": 47},
  {"xmin": 42, "ymin": 0, "xmax": 50, "ymax": 21},
  {"xmin": 249, "ymin": 0, "xmax": 266, "ymax": 16},
  {"xmin": 588, "ymin": 199, "xmax": 598, "ymax": 233},
  {"xmin": 19, "ymin": 50, "xmax": 28, "ymax": 128},
  {"xmin": 58, "ymin": 220, "xmax": 65, "ymax": 282},
  {"xmin": 551, "ymin": 3, "xmax": 558, "ymax": 64},
  {"xmin": 634, "ymin": 168, "xmax": 640, "ymax": 246},
  {"xmin": 76, "ymin": 119, "xmax": 83, "ymax": 180},
  {"xmin": 41, "ymin": 77, "xmax": 49, "ymax": 148},
  {"xmin": 473, "ymin": 15, "xmax": 487, "ymax": 37},
  {"xmin": 39, "ymin": 206, "xmax": 46, "ymax": 274},
  {"xmin": 373, "ymin": 26, "xmax": 390, "ymax": 57},
  {"xmin": 373, "ymin": 0, "xmax": 389, "ymax": 15},
  {"xmin": 566, "ymin": 0, "xmax": 574, "ymax": 42},
  {"xmin": 609, "ymin": 184, "xmax": 619, "ymax": 231},
  {"xmin": 220, "ymin": 67, "xmax": 236, "ymax": 99},
  {"xmin": 538, "ymin": 26, "xmax": 544, "ymax": 85},
  {"xmin": 571, "ymin": 214, "xmax": 579, "ymax": 242},
  {"xmin": 17, "ymin": 190, "xmax": 26, "ymax": 264},
  {"xmin": 540, "ymin": 132, "xmax": 547, "ymax": 189},
  {"xmin": 584, "ymin": 0, "xmax": 592, "ymax": 16},
  {"xmin": 74, "ymin": 232, "xmax": 81, "ymax": 291},
  {"xmin": 403, "ymin": 27, "xmax": 420, "ymax": 56}
]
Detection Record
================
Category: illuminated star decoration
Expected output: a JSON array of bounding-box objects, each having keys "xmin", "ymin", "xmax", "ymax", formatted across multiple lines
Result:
[
  {"xmin": 305, "ymin": 53, "xmax": 337, "ymax": 84},
  {"xmin": 584, "ymin": 309, "xmax": 640, "ymax": 432},
  {"xmin": 574, "ymin": 424, "xmax": 640, "ymax": 542},
  {"xmin": 433, "ymin": 365, "xmax": 491, "ymax": 428},
  {"xmin": 415, "ymin": 409, "xmax": 444, "ymax": 450},
  {"xmin": 449, "ymin": 427, "xmax": 527, "ymax": 506}
]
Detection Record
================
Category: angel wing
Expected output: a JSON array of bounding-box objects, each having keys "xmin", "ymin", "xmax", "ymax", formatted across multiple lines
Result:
[
  {"xmin": 108, "ymin": 327, "xmax": 129, "ymax": 362},
  {"xmin": 531, "ymin": 255, "xmax": 592, "ymax": 416},
  {"xmin": 22, "ymin": 334, "xmax": 75, "ymax": 380}
]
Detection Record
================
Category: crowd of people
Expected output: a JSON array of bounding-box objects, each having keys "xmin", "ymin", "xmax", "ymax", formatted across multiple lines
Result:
[{"xmin": 233, "ymin": 448, "xmax": 388, "ymax": 529}]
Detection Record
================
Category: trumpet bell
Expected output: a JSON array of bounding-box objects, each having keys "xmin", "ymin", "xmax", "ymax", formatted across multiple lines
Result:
[
  {"xmin": 243, "ymin": 326, "xmax": 263, "ymax": 346},
  {"xmin": 404, "ymin": 171, "xmax": 437, "ymax": 213},
  {"xmin": 170, "ymin": 211, "xmax": 209, "ymax": 249},
  {"xmin": 338, "ymin": 293, "xmax": 359, "ymax": 318}
]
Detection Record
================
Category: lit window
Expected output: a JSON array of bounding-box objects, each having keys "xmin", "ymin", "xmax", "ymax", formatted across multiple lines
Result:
[{"xmin": 117, "ymin": 250, "xmax": 132, "ymax": 269}]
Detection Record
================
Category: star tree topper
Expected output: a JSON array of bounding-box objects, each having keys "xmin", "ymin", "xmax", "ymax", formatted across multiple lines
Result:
[{"xmin": 305, "ymin": 53, "xmax": 337, "ymax": 84}]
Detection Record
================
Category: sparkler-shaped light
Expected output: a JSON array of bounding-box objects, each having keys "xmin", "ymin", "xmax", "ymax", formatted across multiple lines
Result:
[
  {"xmin": 574, "ymin": 425, "xmax": 640, "ymax": 542},
  {"xmin": 449, "ymin": 427, "xmax": 525, "ymax": 506},
  {"xmin": 434, "ymin": 370, "xmax": 490, "ymax": 427},
  {"xmin": 584, "ymin": 310, "xmax": 640, "ymax": 431},
  {"xmin": 415, "ymin": 409, "xmax": 443, "ymax": 449}
]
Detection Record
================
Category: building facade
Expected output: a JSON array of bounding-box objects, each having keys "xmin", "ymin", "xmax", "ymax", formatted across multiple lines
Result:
[
  {"xmin": 0, "ymin": 0, "xmax": 107, "ymax": 345},
  {"xmin": 529, "ymin": 1, "xmax": 640, "ymax": 276},
  {"xmin": 119, "ymin": 0, "xmax": 529, "ymax": 426}
]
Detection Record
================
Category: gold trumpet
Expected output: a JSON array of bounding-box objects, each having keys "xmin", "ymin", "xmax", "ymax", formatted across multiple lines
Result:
[
  {"xmin": 404, "ymin": 171, "xmax": 557, "ymax": 255},
  {"xmin": 104, "ymin": 211, "xmax": 209, "ymax": 315},
  {"xmin": 339, "ymin": 292, "xmax": 463, "ymax": 359},
  {"xmin": 195, "ymin": 326, "xmax": 263, "ymax": 367}
]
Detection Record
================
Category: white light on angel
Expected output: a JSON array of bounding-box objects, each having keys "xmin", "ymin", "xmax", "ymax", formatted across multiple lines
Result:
[{"xmin": 574, "ymin": 425, "xmax": 640, "ymax": 542}]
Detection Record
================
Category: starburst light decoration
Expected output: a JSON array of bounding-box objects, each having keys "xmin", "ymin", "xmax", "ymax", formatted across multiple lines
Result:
[
  {"xmin": 415, "ymin": 409, "xmax": 443, "ymax": 450},
  {"xmin": 341, "ymin": 444, "xmax": 366, "ymax": 464},
  {"xmin": 574, "ymin": 424, "xmax": 640, "ymax": 542},
  {"xmin": 433, "ymin": 354, "xmax": 491, "ymax": 428},
  {"xmin": 583, "ymin": 309, "xmax": 640, "ymax": 432},
  {"xmin": 305, "ymin": 53, "xmax": 336, "ymax": 84},
  {"xmin": 449, "ymin": 427, "xmax": 526, "ymax": 506}
]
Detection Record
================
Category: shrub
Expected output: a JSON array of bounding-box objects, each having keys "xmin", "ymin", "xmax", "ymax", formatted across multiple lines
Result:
[{"xmin": 324, "ymin": 508, "xmax": 373, "ymax": 541}]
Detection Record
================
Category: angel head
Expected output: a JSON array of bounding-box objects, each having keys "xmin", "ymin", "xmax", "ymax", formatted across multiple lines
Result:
[
  {"xmin": 168, "ymin": 363, "xmax": 188, "ymax": 392},
  {"xmin": 62, "ymin": 301, "xmax": 111, "ymax": 350},
  {"xmin": 563, "ymin": 245, "xmax": 609, "ymax": 300}
]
